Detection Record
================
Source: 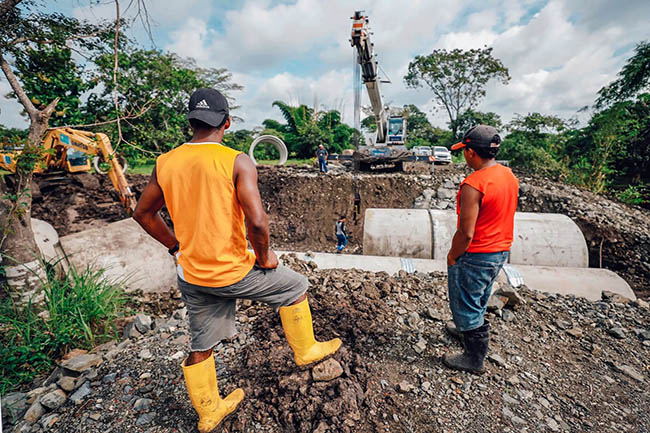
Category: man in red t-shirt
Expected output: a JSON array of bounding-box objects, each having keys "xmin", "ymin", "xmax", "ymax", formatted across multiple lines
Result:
[{"xmin": 443, "ymin": 125, "xmax": 519, "ymax": 374}]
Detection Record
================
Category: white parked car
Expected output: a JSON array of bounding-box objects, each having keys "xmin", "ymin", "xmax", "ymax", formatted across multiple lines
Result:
[
  {"xmin": 433, "ymin": 146, "xmax": 452, "ymax": 164},
  {"xmin": 412, "ymin": 146, "xmax": 432, "ymax": 156}
]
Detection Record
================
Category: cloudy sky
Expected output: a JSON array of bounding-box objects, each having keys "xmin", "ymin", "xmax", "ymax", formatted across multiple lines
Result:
[{"xmin": 2, "ymin": 0, "xmax": 649, "ymax": 131}]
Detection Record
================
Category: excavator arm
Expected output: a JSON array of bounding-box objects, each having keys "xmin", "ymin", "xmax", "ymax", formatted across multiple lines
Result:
[{"xmin": 33, "ymin": 128, "xmax": 136, "ymax": 215}]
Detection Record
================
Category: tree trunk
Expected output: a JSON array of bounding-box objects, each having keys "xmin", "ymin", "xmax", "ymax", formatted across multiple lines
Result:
[{"xmin": 1, "ymin": 110, "xmax": 53, "ymax": 294}]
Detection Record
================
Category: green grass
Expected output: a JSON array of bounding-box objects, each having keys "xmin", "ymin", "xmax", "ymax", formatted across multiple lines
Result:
[
  {"xmin": 0, "ymin": 263, "xmax": 129, "ymax": 393},
  {"xmin": 451, "ymin": 152, "xmax": 465, "ymax": 164},
  {"xmin": 128, "ymin": 161, "xmax": 156, "ymax": 175}
]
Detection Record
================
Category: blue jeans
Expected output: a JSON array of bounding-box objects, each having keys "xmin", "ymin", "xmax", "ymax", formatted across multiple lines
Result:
[
  {"xmin": 319, "ymin": 159, "xmax": 328, "ymax": 173},
  {"xmin": 336, "ymin": 234, "xmax": 347, "ymax": 251},
  {"xmin": 448, "ymin": 251, "xmax": 508, "ymax": 332}
]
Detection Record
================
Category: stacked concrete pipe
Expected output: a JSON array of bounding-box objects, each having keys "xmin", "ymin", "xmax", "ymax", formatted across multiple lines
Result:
[
  {"xmin": 29, "ymin": 216, "xmax": 633, "ymax": 301},
  {"xmin": 363, "ymin": 209, "xmax": 589, "ymax": 268}
]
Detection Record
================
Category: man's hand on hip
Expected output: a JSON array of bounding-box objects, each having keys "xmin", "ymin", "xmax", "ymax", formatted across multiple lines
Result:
[
  {"xmin": 256, "ymin": 249, "xmax": 279, "ymax": 269},
  {"xmin": 447, "ymin": 252, "xmax": 457, "ymax": 267}
]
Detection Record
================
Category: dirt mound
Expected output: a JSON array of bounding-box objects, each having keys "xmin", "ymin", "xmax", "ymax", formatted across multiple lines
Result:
[
  {"xmin": 30, "ymin": 173, "xmax": 149, "ymax": 236},
  {"xmin": 4, "ymin": 256, "xmax": 649, "ymax": 432}
]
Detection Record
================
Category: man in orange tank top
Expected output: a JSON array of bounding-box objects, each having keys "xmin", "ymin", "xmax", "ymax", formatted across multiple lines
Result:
[
  {"xmin": 442, "ymin": 125, "xmax": 519, "ymax": 374},
  {"xmin": 133, "ymin": 88, "xmax": 342, "ymax": 432}
]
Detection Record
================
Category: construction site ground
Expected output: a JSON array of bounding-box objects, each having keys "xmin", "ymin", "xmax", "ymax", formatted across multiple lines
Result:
[
  {"xmin": 4, "ymin": 162, "xmax": 647, "ymax": 433},
  {"xmin": 3, "ymin": 255, "xmax": 650, "ymax": 432}
]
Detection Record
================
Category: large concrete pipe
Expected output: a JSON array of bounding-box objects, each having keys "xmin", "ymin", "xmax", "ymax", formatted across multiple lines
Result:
[
  {"xmin": 363, "ymin": 209, "xmax": 589, "ymax": 267},
  {"xmin": 277, "ymin": 251, "xmax": 635, "ymax": 302},
  {"xmin": 249, "ymin": 135, "xmax": 288, "ymax": 166}
]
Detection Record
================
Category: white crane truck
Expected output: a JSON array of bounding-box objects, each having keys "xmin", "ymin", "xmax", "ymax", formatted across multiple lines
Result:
[{"xmin": 350, "ymin": 11, "xmax": 412, "ymax": 171}]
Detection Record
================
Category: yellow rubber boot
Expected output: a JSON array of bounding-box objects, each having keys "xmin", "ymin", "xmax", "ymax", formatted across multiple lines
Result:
[
  {"xmin": 182, "ymin": 355, "xmax": 244, "ymax": 433},
  {"xmin": 279, "ymin": 297, "xmax": 342, "ymax": 366}
]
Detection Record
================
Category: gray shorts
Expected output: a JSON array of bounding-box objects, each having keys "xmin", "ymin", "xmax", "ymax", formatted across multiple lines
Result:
[{"xmin": 177, "ymin": 265, "xmax": 308, "ymax": 351}]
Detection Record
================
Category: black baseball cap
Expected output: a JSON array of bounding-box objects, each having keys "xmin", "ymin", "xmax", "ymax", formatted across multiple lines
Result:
[
  {"xmin": 451, "ymin": 125, "xmax": 501, "ymax": 150},
  {"xmin": 187, "ymin": 88, "xmax": 229, "ymax": 127}
]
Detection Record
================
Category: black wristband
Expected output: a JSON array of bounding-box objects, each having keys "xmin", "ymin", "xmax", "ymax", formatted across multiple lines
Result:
[{"xmin": 168, "ymin": 243, "xmax": 179, "ymax": 256}]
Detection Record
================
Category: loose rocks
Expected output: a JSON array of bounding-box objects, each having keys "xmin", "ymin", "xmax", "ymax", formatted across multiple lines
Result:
[{"xmin": 312, "ymin": 358, "xmax": 344, "ymax": 381}]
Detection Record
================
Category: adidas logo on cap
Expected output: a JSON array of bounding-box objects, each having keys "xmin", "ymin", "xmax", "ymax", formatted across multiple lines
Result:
[{"xmin": 195, "ymin": 99, "xmax": 209, "ymax": 109}]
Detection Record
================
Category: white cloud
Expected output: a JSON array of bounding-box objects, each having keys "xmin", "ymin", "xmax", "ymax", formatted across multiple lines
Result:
[
  {"xmin": 3, "ymin": 0, "xmax": 649, "ymax": 135},
  {"xmin": 0, "ymin": 81, "xmax": 28, "ymax": 128},
  {"xmin": 232, "ymin": 69, "xmax": 353, "ymax": 130}
]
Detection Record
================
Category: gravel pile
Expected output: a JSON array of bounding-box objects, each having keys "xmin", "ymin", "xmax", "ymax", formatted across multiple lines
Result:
[{"xmin": 3, "ymin": 256, "xmax": 649, "ymax": 433}]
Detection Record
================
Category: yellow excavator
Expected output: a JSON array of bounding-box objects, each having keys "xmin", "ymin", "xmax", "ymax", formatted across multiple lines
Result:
[{"xmin": 0, "ymin": 128, "xmax": 137, "ymax": 215}]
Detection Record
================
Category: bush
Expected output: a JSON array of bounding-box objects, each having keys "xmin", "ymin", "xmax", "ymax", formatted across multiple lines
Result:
[
  {"xmin": 616, "ymin": 184, "xmax": 648, "ymax": 206},
  {"xmin": 0, "ymin": 263, "xmax": 128, "ymax": 393}
]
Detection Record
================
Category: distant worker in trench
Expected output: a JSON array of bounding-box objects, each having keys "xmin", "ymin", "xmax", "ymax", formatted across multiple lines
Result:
[
  {"xmin": 133, "ymin": 88, "xmax": 342, "ymax": 432},
  {"xmin": 335, "ymin": 215, "xmax": 347, "ymax": 253},
  {"xmin": 443, "ymin": 125, "xmax": 519, "ymax": 374}
]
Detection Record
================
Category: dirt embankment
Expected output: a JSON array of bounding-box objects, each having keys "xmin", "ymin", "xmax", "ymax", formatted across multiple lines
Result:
[{"xmin": 256, "ymin": 165, "xmax": 439, "ymax": 253}]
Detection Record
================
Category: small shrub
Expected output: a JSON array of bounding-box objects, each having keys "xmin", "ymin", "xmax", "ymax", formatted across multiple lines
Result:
[
  {"xmin": 0, "ymin": 264, "xmax": 128, "ymax": 393},
  {"xmin": 616, "ymin": 184, "xmax": 647, "ymax": 206}
]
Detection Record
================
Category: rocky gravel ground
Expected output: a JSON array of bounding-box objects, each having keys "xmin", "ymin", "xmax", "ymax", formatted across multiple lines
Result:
[{"xmin": 3, "ymin": 256, "xmax": 649, "ymax": 433}]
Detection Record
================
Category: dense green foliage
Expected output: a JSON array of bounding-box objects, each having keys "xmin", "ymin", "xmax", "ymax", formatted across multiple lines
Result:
[
  {"xmin": 262, "ymin": 101, "xmax": 356, "ymax": 158},
  {"xmin": 85, "ymin": 49, "xmax": 242, "ymax": 157},
  {"xmin": 12, "ymin": 45, "xmax": 91, "ymax": 127},
  {"xmin": 0, "ymin": 264, "xmax": 128, "ymax": 392}
]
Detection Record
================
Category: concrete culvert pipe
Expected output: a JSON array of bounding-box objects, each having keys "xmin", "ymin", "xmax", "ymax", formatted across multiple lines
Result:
[
  {"xmin": 363, "ymin": 209, "xmax": 589, "ymax": 268},
  {"xmin": 249, "ymin": 135, "xmax": 288, "ymax": 166}
]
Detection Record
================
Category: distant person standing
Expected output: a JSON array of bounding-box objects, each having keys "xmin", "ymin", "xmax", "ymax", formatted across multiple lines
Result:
[
  {"xmin": 443, "ymin": 125, "xmax": 519, "ymax": 374},
  {"xmin": 335, "ymin": 216, "xmax": 347, "ymax": 253},
  {"xmin": 316, "ymin": 144, "xmax": 328, "ymax": 173}
]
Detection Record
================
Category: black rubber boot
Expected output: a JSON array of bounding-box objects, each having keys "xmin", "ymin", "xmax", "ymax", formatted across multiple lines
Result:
[
  {"xmin": 443, "ymin": 322, "xmax": 489, "ymax": 374},
  {"xmin": 445, "ymin": 320, "xmax": 462, "ymax": 341}
]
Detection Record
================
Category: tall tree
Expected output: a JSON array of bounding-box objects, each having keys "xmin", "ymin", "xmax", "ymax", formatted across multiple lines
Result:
[
  {"xmin": 11, "ymin": 44, "xmax": 91, "ymax": 127},
  {"xmin": 0, "ymin": 0, "xmax": 111, "ymax": 290},
  {"xmin": 86, "ymin": 49, "xmax": 242, "ymax": 157},
  {"xmin": 596, "ymin": 41, "xmax": 650, "ymax": 108},
  {"xmin": 404, "ymin": 47, "xmax": 510, "ymax": 138}
]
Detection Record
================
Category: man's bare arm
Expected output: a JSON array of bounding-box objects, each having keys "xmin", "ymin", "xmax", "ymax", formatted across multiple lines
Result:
[
  {"xmin": 447, "ymin": 184, "xmax": 482, "ymax": 265},
  {"xmin": 133, "ymin": 166, "xmax": 177, "ymax": 250},
  {"xmin": 233, "ymin": 153, "xmax": 277, "ymax": 268}
]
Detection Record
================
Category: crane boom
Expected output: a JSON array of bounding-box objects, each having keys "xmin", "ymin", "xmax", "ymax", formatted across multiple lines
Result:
[{"xmin": 350, "ymin": 11, "xmax": 387, "ymax": 144}]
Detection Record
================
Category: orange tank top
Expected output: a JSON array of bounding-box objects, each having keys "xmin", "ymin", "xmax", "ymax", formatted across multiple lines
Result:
[
  {"xmin": 456, "ymin": 164, "xmax": 519, "ymax": 253},
  {"xmin": 156, "ymin": 142, "xmax": 255, "ymax": 287}
]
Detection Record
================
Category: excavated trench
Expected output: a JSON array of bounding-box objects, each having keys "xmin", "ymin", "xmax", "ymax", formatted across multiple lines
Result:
[{"xmin": 30, "ymin": 164, "xmax": 650, "ymax": 296}]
